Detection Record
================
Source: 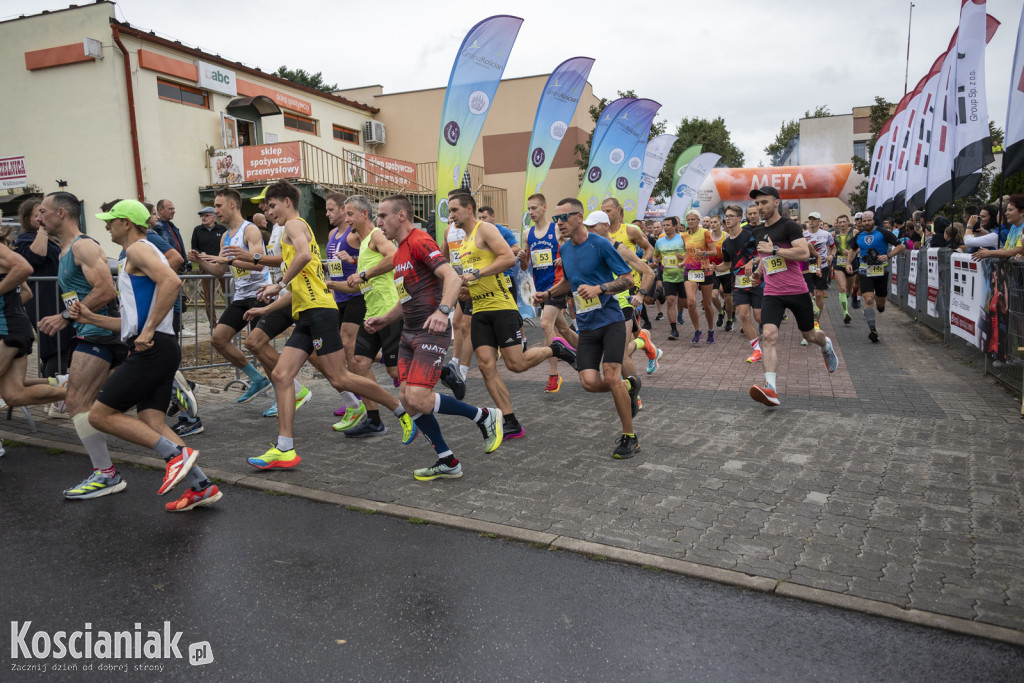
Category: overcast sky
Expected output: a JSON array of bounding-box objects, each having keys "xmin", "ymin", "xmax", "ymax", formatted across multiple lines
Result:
[{"xmin": 7, "ymin": 0, "xmax": 1020, "ymax": 166}]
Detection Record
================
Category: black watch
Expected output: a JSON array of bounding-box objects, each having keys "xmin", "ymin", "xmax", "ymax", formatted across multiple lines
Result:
[
  {"xmin": 359, "ymin": 271, "xmax": 368, "ymax": 281},
  {"xmin": 772, "ymin": 245, "xmax": 779, "ymax": 256},
  {"xmin": 437, "ymin": 304, "xmax": 453, "ymax": 315},
  {"xmin": 253, "ymin": 252, "xmax": 262, "ymax": 264},
  {"xmin": 600, "ymin": 283, "xmax": 608, "ymax": 294}
]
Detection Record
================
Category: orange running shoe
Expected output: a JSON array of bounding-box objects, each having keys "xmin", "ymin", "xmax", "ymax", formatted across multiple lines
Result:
[
  {"xmin": 746, "ymin": 349, "xmax": 763, "ymax": 363},
  {"xmin": 544, "ymin": 374, "xmax": 562, "ymax": 393},
  {"xmin": 636, "ymin": 329, "xmax": 657, "ymax": 361},
  {"xmin": 750, "ymin": 384, "xmax": 780, "ymax": 406}
]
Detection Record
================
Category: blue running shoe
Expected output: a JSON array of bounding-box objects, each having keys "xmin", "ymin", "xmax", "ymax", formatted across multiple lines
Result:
[
  {"xmin": 263, "ymin": 402, "xmax": 278, "ymax": 418},
  {"xmin": 237, "ymin": 376, "xmax": 270, "ymax": 403}
]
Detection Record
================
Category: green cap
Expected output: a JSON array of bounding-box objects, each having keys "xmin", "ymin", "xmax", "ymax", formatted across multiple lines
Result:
[{"xmin": 95, "ymin": 199, "xmax": 150, "ymax": 227}]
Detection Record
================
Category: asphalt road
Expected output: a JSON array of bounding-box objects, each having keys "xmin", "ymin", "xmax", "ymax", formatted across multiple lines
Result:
[{"xmin": 1, "ymin": 445, "xmax": 1021, "ymax": 682}]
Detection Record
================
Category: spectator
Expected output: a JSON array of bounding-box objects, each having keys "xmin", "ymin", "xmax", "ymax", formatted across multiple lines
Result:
[
  {"xmin": 947, "ymin": 222, "xmax": 966, "ymax": 251},
  {"xmin": 15, "ymin": 196, "xmax": 71, "ymax": 377},
  {"xmin": 972, "ymin": 194, "xmax": 1024, "ymax": 261},
  {"xmin": 930, "ymin": 217, "xmax": 950, "ymax": 248},
  {"xmin": 153, "ymin": 198, "xmax": 192, "ymax": 335},
  {"xmin": 188, "ymin": 206, "xmax": 228, "ymax": 330},
  {"xmin": 963, "ymin": 204, "xmax": 1000, "ymax": 253}
]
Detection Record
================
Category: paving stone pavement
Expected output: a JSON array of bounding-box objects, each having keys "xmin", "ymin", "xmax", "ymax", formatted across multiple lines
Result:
[{"xmin": 4, "ymin": 292, "xmax": 1022, "ymax": 633}]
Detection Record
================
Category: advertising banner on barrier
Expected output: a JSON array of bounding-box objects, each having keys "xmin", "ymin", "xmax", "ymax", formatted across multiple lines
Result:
[
  {"xmin": 907, "ymin": 250, "xmax": 919, "ymax": 308},
  {"xmin": 891, "ymin": 255, "xmax": 899, "ymax": 297},
  {"xmin": 949, "ymin": 254, "xmax": 985, "ymax": 348},
  {"xmin": 926, "ymin": 248, "xmax": 940, "ymax": 316}
]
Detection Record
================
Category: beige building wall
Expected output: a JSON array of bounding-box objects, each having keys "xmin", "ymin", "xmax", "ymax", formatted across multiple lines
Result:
[
  {"xmin": 0, "ymin": 2, "xmax": 134, "ymax": 253},
  {"xmin": 798, "ymin": 111, "xmax": 873, "ymax": 223}
]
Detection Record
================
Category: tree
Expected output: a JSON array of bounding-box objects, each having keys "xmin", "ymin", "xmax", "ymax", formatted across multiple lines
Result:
[
  {"xmin": 650, "ymin": 117, "xmax": 746, "ymax": 197},
  {"xmin": 847, "ymin": 96, "xmax": 895, "ymax": 211},
  {"xmin": 573, "ymin": 89, "xmax": 667, "ymax": 184},
  {"xmin": 763, "ymin": 105, "xmax": 831, "ymax": 165},
  {"xmin": 274, "ymin": 66, "xmax": 337, "ymax": 92}
]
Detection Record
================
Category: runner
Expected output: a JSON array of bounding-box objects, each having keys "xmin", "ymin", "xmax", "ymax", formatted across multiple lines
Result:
[
  {"xmin": 680, "ymin": 209, "xmax": 717, "ymax": 343},
  {"xmin": 72, "ymin": 199, "xmax": 220, "ymax": 512},
  {"xmin": 747, "ymin": 187, "xmax": 839, "ymax": 407},
  {"xmin": 448, "ymin": 193, "xmax": 576, "ymax": 440},
  {"xmin": 35, "ymin": 191, "xmax": 130, "ymax": 499},
  {"xmin": 202, "ymin": 188, "xmax": 273, "ymax": 404},
  {"xmin": 439, "ymin": 195, "xmax": 472, "ymax": 400},
  {"xmin": 364, "ymin": 195, "xmax": 512, "ymax": 481},
  {"xmin": 832, "ymin": 214, "xmax": 858, "ymax": 324},
  {"xmin": 801, "ymin": 211, "xmax": 835, "ymax": 343},
  {"xmin": 845, "ymin": 209, "xmax": 904, "ymax": 343},
  {"xmin": 322, "ymin": 191, "xmax": 364, "ymax": 419},
  {"xmin": 716, "ymin": 204, "xmax": 765, "ymax": 363},
  {"xmin": 709, "ymin": 215, "xmax": 735, "ymax": 331},
  {"xmin": 520, "ymin": 193, "xmax": 579, "ymax": 393},
  {"xmin": 654, "ymin": 216, "xmax": 687, "ymax": 342},
  {"xmin": 534, "ymin": 198, "xmax": 640, "ymax": 459},
  {"xmin": 243, "ymin": 181, "xmax": 416, "ymax": 470}
]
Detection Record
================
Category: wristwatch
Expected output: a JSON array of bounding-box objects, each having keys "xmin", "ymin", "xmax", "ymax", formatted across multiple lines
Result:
[
  {"xmin": 438, "ymin": 304, "xmax": 453, "ymax": 315},
  {"xmin": 772, "ymin": 246, "xmax": 779, "ymax": 256},
  {"xmin": 61, "ymin": 309, "xmax": 71, "ymax": 320},
  {"xmin": 359, "ymin": 271, "xmax": 368, "ymax": 281},
  {"xmin": 253, "ymin": 253, "xmax": 262, "ymax": 264},
  {"xmin": 600, "ymin": 283, "xmax": 608, "ymax": 293}
]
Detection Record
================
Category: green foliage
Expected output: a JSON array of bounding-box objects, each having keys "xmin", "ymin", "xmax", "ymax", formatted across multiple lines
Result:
[
  {"xmin": 764, "ymin": 105, "xmax": 831, "ymax": 166},
  {"xmin": 651, "ymin": 117, "xmax": 746, "ymax": 197},
  {"xmin": 274, "ymin": 66, "xmax": 337, "ymax": 93},
  {"xmin": 989, "ymin": 170, "xmax": 1024, "ymax": 202},
  {"xmin": 574, "ymin": 90, "xmax": 667, "ymax": 184}
]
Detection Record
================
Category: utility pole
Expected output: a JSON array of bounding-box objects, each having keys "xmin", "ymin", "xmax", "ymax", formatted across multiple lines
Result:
[{"xmin": 904, "ymin": 2, "xmax": 915, "ymax": 95}]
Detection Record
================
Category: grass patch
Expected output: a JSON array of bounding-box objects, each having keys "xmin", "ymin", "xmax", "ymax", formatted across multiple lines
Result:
[
  {"xmin": 587, "ymin": 554, "xmax": 608, "ymax": 562},
  {"xmin": 479, "ymin": 532, "xmax": 499, "ymax": 539},
  {"xmin": 527, "ymin": 542, "xmax": 550, "ymax": 550},
  {"xmin": 261, "ymin": 490, "xmax": 291, "ymax": 497},
  {"xmin": 345, "ymin": 505, "xmax": 377, "ymax": 515},
  {"xmin": 46, "ymin": 447, "xmax": 64, "ymax": 455},
  {"xmin": 641, "ymin": 565, "xmax": 663, "ymax": 572},
  {"xmin": 407, "ymin": 518, "xmax": 428, "ymax": 525},
  {"xmin": 3, "ymin": 440, "xmax": 27, "ymax": 448}
]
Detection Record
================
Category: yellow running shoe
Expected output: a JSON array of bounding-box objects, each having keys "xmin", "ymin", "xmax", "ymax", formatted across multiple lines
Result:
[
  {"xmin": 399, "ymin": 412, "xmax": 418, "ymax": 445},
  {"xmin": 247, "ymin": 446, "xmax": 301, "ymax": 470},
  {"xmin": 332, "ymin": 402, "xmax": 366, "ymax": 432}
]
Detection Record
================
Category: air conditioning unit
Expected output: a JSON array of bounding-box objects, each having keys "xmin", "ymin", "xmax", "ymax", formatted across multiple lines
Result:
[{"xmin": 364, "ymin": 120, "xmax": 386, "ymax": 146}]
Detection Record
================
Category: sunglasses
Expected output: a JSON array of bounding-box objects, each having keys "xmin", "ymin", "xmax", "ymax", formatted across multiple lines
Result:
[{"xmin": 553, "ymin": 212, "xmax": 581, "ymax": 223}]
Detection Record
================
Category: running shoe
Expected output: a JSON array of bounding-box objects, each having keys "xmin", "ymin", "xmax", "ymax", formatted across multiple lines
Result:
[
  {"xmin": 750, "ymin": 385, "xmax": 781, "ymax": 407},
  {"xmin": 158, "ymin": 447, "xmax": 198, "ymax": 495},
  {"xmin": 399, "ymin": 412, "xmax": 418, "ymax": 445},
  {"xmin": 333, "ymin": 405, "xmax": 349, "ymax": 417},
  {"xmin": 550, "ymin": 337, "xmax": 577, "ymax": 369},
  {"xmin": 294, "ymin": 386, "xmax": 312, "ymax": 411},
  {"xmin": 263, "ymin": 402, "xmax": 278, "ymax": 418},
  {"xmin": 654, "ymin": 312, "xmax": 664, "ymax": 321},
  {"xmin": 725, "ymin": 318, "xmax": 735, "ymax": 332},
  {"xmin": 414, "ymin": 460, "xmax": 463, "ymax": 481},
  {"xmin": 477, "ymin": 408, "xmax": 503, "ymax": 453},
  {"xmin": 332, "ymin": 402, "xmax": 367, "ymax": 431},
  {"xmin": 172, "ymin": 371, "xmax": 198, "ymax": 418},
  {"xmin": 676, "ymin": 312, "xmax": 684, "ymax": 325},
  {"xmin": 746, "ymin": 349, "xmax": 763, "ymax": 364},
  {"xmin": 173, "ymin": 416, "xmax": 204, "ymax": 437},
  {"xmin": 440, "ymin": 362, "xmax": 467, "ymax": 400},
  {"xmin": 637, "ymin": 396, "xmax": 644, "ymax": 411},
  {"xmin": 690, "ymin": 330, "xmax": 702, "ymax": 344},
  {"xmin": 844, "ymin": 314, "xmax": 852, "ymax": 324},
  {"xmin": 646, "ymin": 347, "xmax": 663, "ymax": 375},
  {"xmin": 636, "ymin": 329, "xmax": 657, "ymax": 361},
  {"xmin": 52, "ymin": 373, "xmax": 70, "ymax": 416},
  {"xmin": 237, "ymin": 376, "xmax": 270, "ymax": 403},
  {"xmin": 706, "ymin": 331, "xmax": 715, "ymax": 344},
  {"xmin": 613, "ymin": 433, "xmax": 640, "ymax": 459},
  {"xmin": 544, "ymin": 375, "xmax": 563, "ymax": 393},
  {"xmin": 248, "ymin": 446, "xmax": 301, "ymax": 469},
  {"xmin": 63, "ymin": 470, "xmax": 127, "ymax": 500},
  {"xmin": 852, "ymin": 297, "xmax": 862, "ymax": 309},
  {"xmin": 716, "ymin": 312, "xmax": 725, "ymax": 328},
  {"xmin": 869, "ymin": 329, "xmax": 879, "ymax": 343},
  {"xmin": 668, "ymin": 328, "xmax": 679, "ymax": 341},
  {"xmin": 800, "ymin": 339, "xmax": 809, "ymax": 346},
  {"xmin": 822, "ymin": 336, "xmax": 839, "ymax": 373},
  {"xmin": 503, "ymin": 422, "xmax": 525, "ymax": 440},
  {"xmin": 627, "ymin": 375, "xmax": 641, "ymax": 418},
  {"xmin": 344, "ymin": 420, "xmax": 387, "ymax": 438},
  {"xmin": 165, "ymin": 484, "xmax": 222, "ymax": 512}
]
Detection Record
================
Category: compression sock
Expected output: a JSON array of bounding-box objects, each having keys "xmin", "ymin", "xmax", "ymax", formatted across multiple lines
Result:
[
  {"xmin": 435, "ymin": 393, "xmax": 480, "ymax": 420},
  {"xmin": 864, "ymin": 307, "xmax": 876, "ymax": 329},
  {"xmin": 73, "ymin": 412, "xmax": 113, "ymax": 471},
  {"xmin": 839, "ymin": 292, "xmax": 849, "ymax": 315},
  {"xmin": 412, "ymin": 412, "xmax": 450, "ymax": 455}
]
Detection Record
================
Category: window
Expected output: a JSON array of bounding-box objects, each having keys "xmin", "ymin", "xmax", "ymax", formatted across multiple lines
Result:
[
  {"xmin": 853, "ymin": 140, "xmax": 868, "ymax": 161},
  {"xmin": 157, "ymin": 79, "xmax": 208, "ymax": 109},
  {"xmin": 333, "ymin": 125, "xmax": 359, "ymax": 144},
  {"xmin": 284, "ymin": 112, "xmax": 318, "ymax": 135}
]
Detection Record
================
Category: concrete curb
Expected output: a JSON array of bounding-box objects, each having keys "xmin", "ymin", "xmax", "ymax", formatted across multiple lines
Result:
[{"xmin": 6, "ymin": 430, "xmax": 1023, "ymax": 648}]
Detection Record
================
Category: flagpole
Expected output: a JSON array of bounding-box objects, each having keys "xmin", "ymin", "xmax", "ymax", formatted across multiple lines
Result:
[{"xmin": 905, "ymin": 2, "xmax": 915, "ymax": 95}]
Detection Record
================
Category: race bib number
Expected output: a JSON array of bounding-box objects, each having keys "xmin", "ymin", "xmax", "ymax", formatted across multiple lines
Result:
[
  {"xmin": 326, "ymin": 259, "xmax": 346, "ymax": 276},
  {"xmin": 573, "ymin": 291, "xmax": 602, "ymax": 314},
  {"xmin": 863, "ymin": 264, "xmax": 886, "ymax": 277},
  {"xmin": 808, "ymin": 263, "xmax": 820, "ymax": 274},
  {"xmin": 662, "ymin": 254, "xmax": 679, "ymax": 269},
  {"xmin": 394, "ymin": 276, "xmax": 411, "ymax": 304},
  {"xmin": 447, "ymin": 241, "xmax": 462, "ymax": 267},
  {"xmin": 836, "ymin": 255, "xmax": 847, "ymax": 267},
  {"xmin": 61, "ymin": 291, "xmax": 79, "ymax": 309},
  {"xmin": 358, "ymin": 279, "xmax": 373, "ymax": 295},
  {"xmin": 531, "ymin": 248, "xmax": 553, "ymax": 268},
  {"xmin": 734, "ymin": 275, "xmax": 753, "ymax": 289},
  {"xmin": 687, "ymin": 270, "xmax": 705, "ymax": 283},
  {"xmin": 764, "ymin": 255, "xmax": 787, "ymax": 275},
  {"xmin": 232, "ymin": 265, "xmax": 249, "ymax": 279}
]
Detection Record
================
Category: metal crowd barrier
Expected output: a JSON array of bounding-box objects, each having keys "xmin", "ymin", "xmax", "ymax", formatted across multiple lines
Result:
[{"xmin": 886, "ymin": 250, "xmax": 1024, "ymax": 396}]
